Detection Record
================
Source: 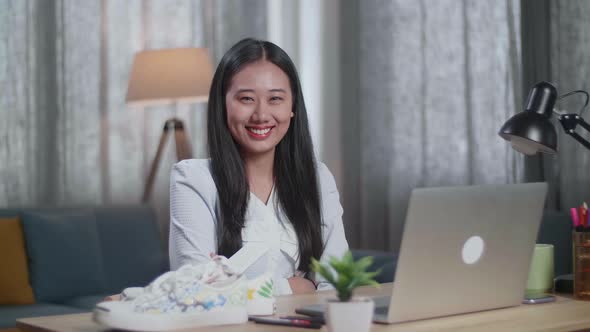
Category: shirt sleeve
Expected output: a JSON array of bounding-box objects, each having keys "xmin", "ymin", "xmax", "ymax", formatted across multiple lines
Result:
[
  {"xmin": 314, "ymin": 163, "xmax": 349, "ymax": 291},
  {"xmin": 168, "ymin": 160, "xmax": 218, "ymax": 270}
]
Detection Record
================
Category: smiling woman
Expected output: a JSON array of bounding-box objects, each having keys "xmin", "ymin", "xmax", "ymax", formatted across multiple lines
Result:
[{"xmin": 168, "ymin": 38, "xmax": 349, "ymax": 296}]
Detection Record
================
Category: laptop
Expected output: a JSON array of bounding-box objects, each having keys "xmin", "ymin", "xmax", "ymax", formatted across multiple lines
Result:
[{"xmin": 298, "ymin": 182, "xmax": 548, "ymax": 324}]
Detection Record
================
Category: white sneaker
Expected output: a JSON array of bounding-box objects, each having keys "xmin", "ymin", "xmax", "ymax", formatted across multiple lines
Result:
[
  {"xmin": 93, "ymin": 257, "xmax": 248, "ymax": 331},
  {"xmin": 246, "ymin": 272, "xmax": 275, "ymax": 316},
  {"xmin": 225, "ymin": 243, "xmax": 277, "ymax": 315}
]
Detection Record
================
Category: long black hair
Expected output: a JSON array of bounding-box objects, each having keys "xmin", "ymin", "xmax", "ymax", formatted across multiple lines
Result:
[{"xmin": 207, "ymin": 38, "xmax": 323, "ymax": 272}]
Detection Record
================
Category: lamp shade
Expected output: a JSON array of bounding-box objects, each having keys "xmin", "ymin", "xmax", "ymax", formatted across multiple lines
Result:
[
  {"xmin": 499, "ymin": 111, "xmax": 557, "ymax": 155},
  {"xmin": 499, "ymin": 81, "xmax": 558, "ymax": 155},
  {"xmin": 126, "ymin": 48, "xmax": 213, "ymax": 106}
]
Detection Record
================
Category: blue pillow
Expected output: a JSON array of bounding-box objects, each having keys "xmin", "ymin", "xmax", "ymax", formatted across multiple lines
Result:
[{"xmin": 20, "ymin": 211, "xmax": 106, "ymax": 302}]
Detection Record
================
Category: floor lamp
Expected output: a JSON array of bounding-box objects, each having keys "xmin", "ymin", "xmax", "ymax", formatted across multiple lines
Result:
[{"xmin": 126, "ymin": 48, "xmax": 213, "ymax": 203}]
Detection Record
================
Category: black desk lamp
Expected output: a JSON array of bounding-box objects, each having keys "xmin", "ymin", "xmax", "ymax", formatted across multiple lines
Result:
[{"xmin": 499, "ymin": 81, "xmax": 590, "ymax": 155}]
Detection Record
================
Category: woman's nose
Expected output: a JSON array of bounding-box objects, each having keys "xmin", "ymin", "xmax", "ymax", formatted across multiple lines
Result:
[{"xmin": 251, "ymin": 103, "xmax": 270, "ymax": 122}]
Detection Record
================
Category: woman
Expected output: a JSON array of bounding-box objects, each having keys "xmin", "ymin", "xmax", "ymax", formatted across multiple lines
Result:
[{"xmin": 169, "ymin": 38, "xmax": 348, "ymax": 295}]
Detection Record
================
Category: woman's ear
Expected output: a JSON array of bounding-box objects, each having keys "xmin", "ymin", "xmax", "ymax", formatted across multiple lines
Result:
[{"xmin": 291, "ymin": 112, "xmax": 295, "ymax": 118}]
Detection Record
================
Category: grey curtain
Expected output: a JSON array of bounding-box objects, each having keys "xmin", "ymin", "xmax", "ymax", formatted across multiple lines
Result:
[
  {"xmin": 0, "ymin": 0, "xmax": 267, "ymax": 244},
  {"xmin": 341, "ymin": 0, "xmax": 524, "ymax": 251},
  {"xmin": 522, "ymin": 0, "xmax": 590, "ymax": 213}
]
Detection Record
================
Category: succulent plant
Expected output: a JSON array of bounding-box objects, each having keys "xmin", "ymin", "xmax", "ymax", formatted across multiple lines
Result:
[{"xmin": 311, "ymin": 251, "xmax": 380, "ymax": 302}]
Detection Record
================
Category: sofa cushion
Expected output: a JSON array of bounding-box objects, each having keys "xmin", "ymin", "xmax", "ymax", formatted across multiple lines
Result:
[
  {"xmin": 94, "ymin": 206, "xmax": 166, "ymax": 293},
  {"xmin": 0, "ymin": 217, "xmax": 35, "ymax": 305},
  {"xmin": 0, "ymin": 303, "xmax": 87, "ymax": 328},
  {"xmin": 351, "ymin": 249, "xmax": 398, "ymax": 283},
  {"xmin": 20, "ymin": 211, "xmax": 106, "ymax": 302},
  {"xmin": 376, "ymin": 261, "xmax": 397, "ymax": 283},
  {"xmin": 0, "ymin": 209, "xmax": 18, "ymax": 218}
]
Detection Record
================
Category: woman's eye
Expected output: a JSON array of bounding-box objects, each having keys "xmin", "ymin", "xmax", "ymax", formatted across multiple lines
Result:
[
  {"xmin": 270, "ymin": 96, "xmax": 283, "ymax": 102},
  {"xmin": 240, "ymin": 96, "xmax": 254, "ymax": 102}
]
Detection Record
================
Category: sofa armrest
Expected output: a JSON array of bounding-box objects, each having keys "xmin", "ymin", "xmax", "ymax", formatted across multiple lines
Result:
[
  {"xmin": 537, "ymin": 210, "xmax": 572, "ymax": 276},
  {"xmin": 351, "ymin": 249, "xmax": 397, "ymax": 283}
]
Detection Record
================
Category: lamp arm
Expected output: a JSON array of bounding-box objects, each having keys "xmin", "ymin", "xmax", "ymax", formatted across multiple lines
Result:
[
  {"xmin": 567, "ymin": 131, "xmax": 590, "ymax": 151},
  {"xmin": 577, "ymin": 115, "xmax": 590, "ymax": 132},
  {"xmin": 558, "ymin": 113, "xmax": 590, "ymax": 150}
]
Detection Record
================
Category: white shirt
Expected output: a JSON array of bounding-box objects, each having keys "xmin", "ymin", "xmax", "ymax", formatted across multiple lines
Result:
[{"xmin": 168, "ymin": 159, "xmax": 349, "ymax": 295}]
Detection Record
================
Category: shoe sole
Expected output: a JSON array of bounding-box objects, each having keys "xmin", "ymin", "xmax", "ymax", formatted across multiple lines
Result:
[{"xmin": 93, "ymin": 302, "xmax": 248, "ymax": 331}]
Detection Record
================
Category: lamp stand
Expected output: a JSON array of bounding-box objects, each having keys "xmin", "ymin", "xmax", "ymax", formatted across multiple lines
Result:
[
  {"xmin": 142, "ymin": 118, "xmax": 192, "ymax": 203},
  {"xmin": 558, "ymin": 113, "xmax": 590, "ymax": 150}
]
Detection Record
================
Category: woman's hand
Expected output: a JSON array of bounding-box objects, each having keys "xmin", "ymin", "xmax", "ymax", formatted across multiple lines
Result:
[
  {"xmin": 103, "ymin": 294, "xmax": 121, "ymax": 301},
  {"xmin": 288, "ymin": 276, "xmax": 316, "ymax": 294}
]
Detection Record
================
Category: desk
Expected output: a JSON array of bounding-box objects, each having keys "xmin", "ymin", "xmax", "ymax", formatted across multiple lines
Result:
[{"xmin": 16, "ymin": 283, "xmax": 590, "ymax": 332}]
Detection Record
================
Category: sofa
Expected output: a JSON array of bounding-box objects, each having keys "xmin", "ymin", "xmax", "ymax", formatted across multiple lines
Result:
[{"xmin": 0, "ymin": 205, "xmax": 168, "ymax": 329}]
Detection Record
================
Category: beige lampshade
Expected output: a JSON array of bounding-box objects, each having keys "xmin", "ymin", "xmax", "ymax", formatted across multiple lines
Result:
[{"xmin": 126, "ymin": 48, "xmax": 213, "ymax": 107}]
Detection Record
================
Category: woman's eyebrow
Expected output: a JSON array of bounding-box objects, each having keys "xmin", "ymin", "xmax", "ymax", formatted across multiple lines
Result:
[
  {"xmin": 235, "ymin": 88, "xmax": 255, "ymax": 94},
  {"xmin": 235, "ymin": 88, "xmax": 287, "ymax": 94},
  {"xmin": 269, "ymin": 88, "xmax": 287, "ymax": 93}
]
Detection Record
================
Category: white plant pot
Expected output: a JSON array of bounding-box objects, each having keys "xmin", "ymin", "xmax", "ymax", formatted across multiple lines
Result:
[{"xmin": 325, "ymin": 297, "xmax": 374, "ymax": 332}]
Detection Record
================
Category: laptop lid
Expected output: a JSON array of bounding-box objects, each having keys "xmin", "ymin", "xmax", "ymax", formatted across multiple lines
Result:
[{"xmin": 385, "ymin": 182, "xmax": 547, "ymax": 323}]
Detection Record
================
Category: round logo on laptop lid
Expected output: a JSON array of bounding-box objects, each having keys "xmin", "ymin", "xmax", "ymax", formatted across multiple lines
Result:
[{"xmin": 462, "ymin": 236, "xmax": 485, "ymax": 264}]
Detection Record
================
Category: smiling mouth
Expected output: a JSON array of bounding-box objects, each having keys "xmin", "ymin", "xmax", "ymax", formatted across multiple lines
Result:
[{"xmin": 246, "ymin": 126, "xmax": 274, "ymax": 138}]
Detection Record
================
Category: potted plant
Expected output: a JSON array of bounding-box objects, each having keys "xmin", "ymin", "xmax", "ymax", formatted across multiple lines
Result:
[{"xmin": 311, "ymin": 251, "xmax": 380, "ymax": 332}]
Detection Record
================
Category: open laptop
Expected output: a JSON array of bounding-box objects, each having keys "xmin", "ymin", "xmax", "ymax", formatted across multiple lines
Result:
[{"xmin": 298, "ymin": 182, "xmax": 548, "ymax": 324}]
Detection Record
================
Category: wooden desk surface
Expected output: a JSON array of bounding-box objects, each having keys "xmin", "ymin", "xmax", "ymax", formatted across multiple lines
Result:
[{"xmin": 16, "ymin": 283, "xmax": 590, "ymax": 332}]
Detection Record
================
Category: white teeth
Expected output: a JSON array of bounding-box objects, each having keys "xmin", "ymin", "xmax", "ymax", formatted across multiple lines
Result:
[{"xmin": 248, "ymin": 127, "xmax": 271, "ymax": 135}]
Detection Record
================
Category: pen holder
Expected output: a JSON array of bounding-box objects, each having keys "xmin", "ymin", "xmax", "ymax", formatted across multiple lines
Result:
[{"xmin": 573, "ymin": 231, "xmax": 590, "ymax": 300}]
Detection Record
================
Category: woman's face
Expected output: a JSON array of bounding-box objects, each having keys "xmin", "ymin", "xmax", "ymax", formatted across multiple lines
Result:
[{"xmin": 225, "ymin": 60, "xmax": 294, "ymax": 158}]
